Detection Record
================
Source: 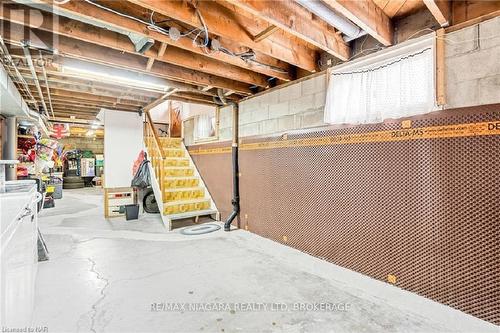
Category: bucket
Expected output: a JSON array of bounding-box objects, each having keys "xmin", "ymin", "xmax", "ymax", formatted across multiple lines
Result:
[{"xmin": 125, "ymin": 204, "xmax": 139, "ymax": 221}]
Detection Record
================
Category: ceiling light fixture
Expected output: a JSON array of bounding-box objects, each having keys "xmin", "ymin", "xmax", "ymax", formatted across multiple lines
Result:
[{"xmin": 62, "ymin": 65, "xmax": 170, "ymax": 92}]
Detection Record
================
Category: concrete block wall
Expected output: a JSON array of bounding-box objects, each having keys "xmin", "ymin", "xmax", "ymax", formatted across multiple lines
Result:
[
  {"xmin": 195, "ymin": 17, "xmax": 500, "ymax": 143},
  {"xmin": 58, "ymin": 136, "xmax": 104, "ymax": 154},
  {"xmin": 218, "ymin": 74, "xmax": 327, "ymax": 141},
  {"xmin": 446, "ymin": 17, "xmax": 500, "ymax": 108}
]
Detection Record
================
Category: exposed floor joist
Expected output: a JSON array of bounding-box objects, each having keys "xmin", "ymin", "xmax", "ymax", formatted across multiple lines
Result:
[
  {"xmin": 322, "ymin": 0, "xmax": 394, "ymax": 46},
  {"xmin": 225, "ymin": 0, "xmax": 350, "ymax": 61},
  {"xmin": 423, "ymin": 0, "xmax": 452, "ymax": 27}
]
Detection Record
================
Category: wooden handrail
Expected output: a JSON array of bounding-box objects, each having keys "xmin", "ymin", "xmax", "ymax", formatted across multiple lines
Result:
[
  {"xmin": 144, "ymin": 109, "xmax": 165, "ymax": 196},
  {"xmin": 145, "ymin": 109, "xmax": 164, "ymax": 160}
]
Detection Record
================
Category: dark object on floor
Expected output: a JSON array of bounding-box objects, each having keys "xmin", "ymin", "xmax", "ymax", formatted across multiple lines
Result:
[
  {"xmin": 180, "ymin": 223, "xmax": 221, "ymax": 235},
  {"xmin": 37, "ymin": 229, "xmax": 49, "ymax": 261},
  {"xmin": 63, "ymin": 181, "xmax": 84, "ymax": 189},
  {"xmin": 63, "ymin": 175, "xmax": 84, "ymax": 189},
  {"xmin": 43, "ymin": 196, "xmax": 55, "ymax": 209},
  {"xmin": 125, "ymin": 204, "xmax": 139, "ymax": 220},
  {"xmin": 143, "ymin": 189, "xmax": 159, "ymax": 214},
  {"xmin": 131, "ymin": 160, "xmax": 151, "ymax": 188},
  {"xmin": 63, "ymin": 175, "xmax": 82, "ymax": 183}
]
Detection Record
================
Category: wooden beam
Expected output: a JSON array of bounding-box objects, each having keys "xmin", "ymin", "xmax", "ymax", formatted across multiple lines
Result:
[
  {"xmin": 20, "ymin": 80, "xmax": 156, "ymax": 103},
  {"xmin": 143, "ymin": 89, "xmax": 178, "ymax": 112},
  {"xmin": 145, "ymin": 57, "xmax": 155, "ymax": 71},
  {"xmin": 167, "ymin": 96, "xmax": 217, "ymax": 107},
  {"xmin": 0, "ymin": 7, "xmax": 268, "ymax": 87},
  {"xmin": 322, "ymin": 0, "xmax": 394, "ymax": 46},
  {"xmin": 423, "ymin": 0, "xmax": 452, "ymax": 27},
  {"xmin": 25, "ymin": 0, "xmax": 292, "ymax": 80},
  {"xmin": 1, "ymin": 22, "xmax": 253, "ymax": 95},
  {"xmin": 435, "ymin": 28, "xmax": 446, "ymax": 106},
  {"xmin": 446, "ymin": 9, "xmax": 500, "ymax": 33},
  {"xmin": 253, "ymin": 25, "xmax": 279, "ymax": 42},
  {"xmin": 126, "ymin": 0, "xmax": 317, "ymax": 71},
  {"xmin": 224, "ymin": 0, "xmax": 350, "ymax": 60}
]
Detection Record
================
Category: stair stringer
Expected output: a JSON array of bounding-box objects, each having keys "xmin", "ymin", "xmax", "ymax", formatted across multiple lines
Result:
[
  {"xmin": 179, "ymin": 141, "xmax": 220, "ymax": 220},
  {"xmin": 143, "ymin": 144, "xmax": 171, "ymax": 230}
]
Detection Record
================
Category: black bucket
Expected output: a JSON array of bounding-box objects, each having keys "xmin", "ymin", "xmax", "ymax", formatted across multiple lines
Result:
[{"xmin": 125, "ymin": 204, "xmax": 139, "ymax": 221}]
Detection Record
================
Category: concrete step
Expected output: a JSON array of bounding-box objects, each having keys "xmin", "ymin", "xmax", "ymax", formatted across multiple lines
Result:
[
  {"xmin": 163, "ymin": 187, "xmax": 205, "ymax": 202},
  {"xmin": 163, "ymin": 198, "xmax": 211, "ymax": 215}
]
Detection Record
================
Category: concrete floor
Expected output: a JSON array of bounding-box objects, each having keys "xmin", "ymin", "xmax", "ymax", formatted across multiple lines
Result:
[{"xmin": 34, "ymin": 188, "xmax": 498, "ymax": 333}]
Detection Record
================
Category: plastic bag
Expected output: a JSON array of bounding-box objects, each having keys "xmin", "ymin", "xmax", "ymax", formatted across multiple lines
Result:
[{"xmin": 131, "ymin": 160, "xmax": 151, "ymax": 188}]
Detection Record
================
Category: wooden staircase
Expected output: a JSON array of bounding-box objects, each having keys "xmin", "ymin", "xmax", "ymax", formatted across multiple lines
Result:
[{"xmin": 144, "ymin": 112, "xmax": 219, "ymax": 230}]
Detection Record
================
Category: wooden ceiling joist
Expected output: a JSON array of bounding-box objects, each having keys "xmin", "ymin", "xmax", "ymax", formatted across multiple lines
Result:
[
  {"xmin": 0, "ymin": 7, "xmax": 268, "ymax": 88},
  {"xmin": 1, "ymin": 21, "xmax": 253, "ymax": 95},
  {"xmin": 125, "ymin": 0, "xmax": 318, "ymax": 72},
  {"xmin": 224, "ymin": 0, "xmax": 350, "ymax": 60},
  {"xmin": 322, "ymin": 0, "xmax": 394, "ymax": 46},
  {"xmin": 26, "ymin": 0, "xmax": 293, "ymax": 81},
  {"xmin": 19, "ymin": 79, "xmax": 157, "ymax": 104},
  {"xmin": 423, "ymin": 0, "xmax": 452, "ymax": 27}
]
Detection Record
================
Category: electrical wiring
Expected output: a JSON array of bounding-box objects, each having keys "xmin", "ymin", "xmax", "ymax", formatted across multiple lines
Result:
[{"xmin": 80, "ymin": 0, "xmax": 287, "ymax": 75}]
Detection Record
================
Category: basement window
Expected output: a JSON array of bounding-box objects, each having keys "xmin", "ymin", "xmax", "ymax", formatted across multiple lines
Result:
[
  {"xmin": 325, "ymin": 34, "xmax": 437, "ymax": 125},
  {"xmin": 193, "ymin": 109, "xmax": 219, "ymax": 143}
]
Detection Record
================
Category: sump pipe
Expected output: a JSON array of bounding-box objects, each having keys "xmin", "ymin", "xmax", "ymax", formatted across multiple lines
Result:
[{"xmin": 224, "ymin": 103, "xmax": 239, "ymax": 231}]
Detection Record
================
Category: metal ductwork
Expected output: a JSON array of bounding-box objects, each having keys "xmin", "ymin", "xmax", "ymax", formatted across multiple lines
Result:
[{"xmin": 295, "ymin": 0, "xmax": 366, "ymax": 42}]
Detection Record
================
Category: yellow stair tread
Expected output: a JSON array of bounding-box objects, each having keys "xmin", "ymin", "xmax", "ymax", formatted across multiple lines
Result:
[
  {"xmin": 163, "ymin": 186, "xmax": 204, "ymax": 192},
  {"xmin": 166, "ymin": 209, "xmax": 218, "ymax": 220},
  {"xmin": 164, "ymin": 166, "xmax": 193, "ymax": 169},
  {"xmin": 163, "ymin": 198, "xmax": 210, "ymax": 206},
  {"xmin": 164, "ymin": 176, "xmax": 197, "ymax": 180}
]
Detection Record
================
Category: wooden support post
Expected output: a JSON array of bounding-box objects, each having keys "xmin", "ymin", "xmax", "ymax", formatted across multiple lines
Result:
[{"xmin": 436, "ymin": 28, "xmax": 446, "ymax": 106}]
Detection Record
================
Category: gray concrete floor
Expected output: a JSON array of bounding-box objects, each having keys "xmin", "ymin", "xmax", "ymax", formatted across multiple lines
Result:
[{"xmin": 34, "ymin": 188, "xmax": 498, "ymax": 333}]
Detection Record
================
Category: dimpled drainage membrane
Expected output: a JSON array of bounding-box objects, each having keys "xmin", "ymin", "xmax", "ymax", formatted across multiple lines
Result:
[{"xmin": 189, "ymin": 104, "xmax": 500, "ymax": 325}]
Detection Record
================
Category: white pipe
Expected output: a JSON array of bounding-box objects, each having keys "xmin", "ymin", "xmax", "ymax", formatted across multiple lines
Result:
[
  {"xmin": 295, "ymin": 0, "xmax": 365, "ymax": 41},
  {"xmin": 22, "ymin": 42, "xmax": 49, "ymax": 118}
]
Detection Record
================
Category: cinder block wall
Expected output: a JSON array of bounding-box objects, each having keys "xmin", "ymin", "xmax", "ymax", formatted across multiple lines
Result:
[
  {"xmin": 58, "ymin": 136, "xmax": 104, "ymax": 154},
  {"xmin": 215, "ymin": 17, "xmax": 500, "ymax": 141},
  {"xmin": 446, "ymin": 17, "xmax": 500, "ymax": 108}
]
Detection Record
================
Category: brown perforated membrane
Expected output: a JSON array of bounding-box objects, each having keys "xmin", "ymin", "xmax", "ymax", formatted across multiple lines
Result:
[{"xmin": 189, "ymin": 104, "xmax": 500, "ymax": 325}]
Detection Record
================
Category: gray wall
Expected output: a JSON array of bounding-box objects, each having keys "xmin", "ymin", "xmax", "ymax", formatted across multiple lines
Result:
[
  {"xmin": 188, "ymin": 16, "xmax": 500, "ymax": 144},
  {"xmin": 445, "ymin": 17, "xmax": 500, "ymax": 108}
]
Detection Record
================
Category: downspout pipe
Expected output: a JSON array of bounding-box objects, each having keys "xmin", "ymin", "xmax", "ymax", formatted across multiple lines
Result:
[{"xmin": 224, "ymin": 102, "xmax": 239, "ymax": 231}]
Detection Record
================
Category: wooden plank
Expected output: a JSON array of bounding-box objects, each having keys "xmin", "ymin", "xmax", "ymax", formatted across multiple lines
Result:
[
  {"xmin": 253, "ymin": 25, "xmax": 279, "ymax": 42},
  {"xmin": 0, "ymin": 7, "xmax": 268, "ymax": 87},
  {"xmin": 435, "ymin": 28, "xmax": 446, "ymax": 106},
  {"xmin": 126, "ymin": 0, "xmax": 318, "ymax": 71},
  {"xmin": 145, "ymin": 57, "xmax": 155, "ymax": 71},
  {"xmin": 143, "ymin": 89, "xmax": 178, "ymax": 112},
  {"xmin": 27, "ymin": 0, "xmax": 293, "ymax": 80},
  {"xmin": 1, "ymin": 22, "xmax": 253, "ymax": 95},
  {"xmin": 225, "ymin": 0, "xmax": 350, "ymax": 60},
  {"xmin": 423, "ymin": 0, "xmax": 452, "ymax": 27},
  {"xmin": 448, "ymin": 9, "xmax": 500, "ymax": 32},
  {"xmin": 322, "ymin": 0, "xmax": 394, "ymax": 46}
]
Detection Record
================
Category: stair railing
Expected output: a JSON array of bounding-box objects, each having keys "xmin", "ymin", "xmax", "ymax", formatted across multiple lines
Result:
[{"xmin": 144, "ymin": 110, "xmax": 165, "ymax": 195}]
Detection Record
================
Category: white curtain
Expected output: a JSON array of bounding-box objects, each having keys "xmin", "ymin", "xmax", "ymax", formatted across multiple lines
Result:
[
  {"xmin": 325, "ymin": 40, "xmax": 436, "ymax": 125},
  {"xmin": 195, "ymin": 114, "xmax": 214, "ymax": 139}
]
